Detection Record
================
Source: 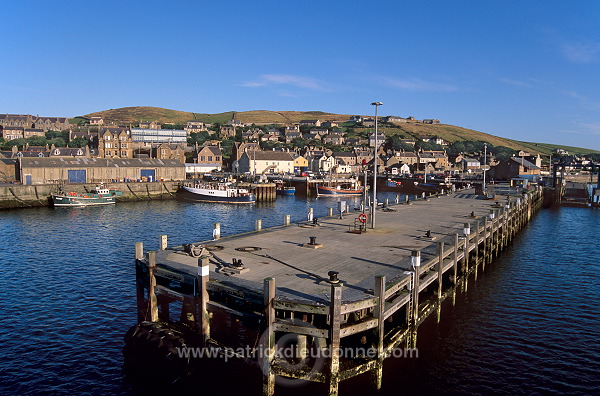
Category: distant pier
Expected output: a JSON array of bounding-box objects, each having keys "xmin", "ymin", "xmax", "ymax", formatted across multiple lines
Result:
[{"xmin": 127, "ymin": 186, "xmax": 544, "ymax": 395}]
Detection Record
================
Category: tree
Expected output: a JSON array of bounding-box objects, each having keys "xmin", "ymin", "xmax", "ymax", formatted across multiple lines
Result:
[
  {"xmin": 27, "ymin": 136, "xmax": 48, "ymax": 146},
  {"xmin": 48, "ymin": 137, "xmax": 66, "ymax": 147},
  {"xmin": 68, "ymin": 137, "xmax": 88, "ymax": 148}
]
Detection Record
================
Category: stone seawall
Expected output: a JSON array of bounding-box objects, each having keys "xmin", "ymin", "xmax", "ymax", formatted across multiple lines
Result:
[{"xmin": 0, "ymin": 181, "xmax": 181, "ymax": 210}]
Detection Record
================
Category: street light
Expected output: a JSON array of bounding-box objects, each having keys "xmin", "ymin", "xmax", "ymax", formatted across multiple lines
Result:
[
  {"xmin": 370, "ymin": 101, "xmax": 383, "ymax": 229},
  {"xmin": 483, "ymin": 143, "xmax": 487, "ymax": 192}
]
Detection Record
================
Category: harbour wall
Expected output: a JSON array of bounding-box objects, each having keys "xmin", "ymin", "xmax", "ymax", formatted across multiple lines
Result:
[{"xmin": 0, "ymin": 181, "xmax": 181, "ymax": 210}]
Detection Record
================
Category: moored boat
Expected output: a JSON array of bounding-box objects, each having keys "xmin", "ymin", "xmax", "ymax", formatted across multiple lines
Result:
[
  {"xmin": 276, "ymin": 186, "xmax": 296, "ymax": 196},
  {"xmin": 51, "ymin": 183, "xmax": 121, "ymax": 207},
  {"xmin": 179, "ymin": 182, "xmax": 256, "ymax": 203},
  {"xmin": 316, "ymin": 184, "xmax": 363, "ymax": 196}
]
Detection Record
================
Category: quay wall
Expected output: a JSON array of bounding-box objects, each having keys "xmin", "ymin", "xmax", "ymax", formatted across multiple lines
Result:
[{"xmin": 0, "ymin": 181, "xmax": 181, "ymax": 209}]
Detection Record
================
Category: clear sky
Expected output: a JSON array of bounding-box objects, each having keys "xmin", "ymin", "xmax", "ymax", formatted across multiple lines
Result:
[{"xmin": 2, "ymin": 0, "xmax": 600, "ymax": 150}]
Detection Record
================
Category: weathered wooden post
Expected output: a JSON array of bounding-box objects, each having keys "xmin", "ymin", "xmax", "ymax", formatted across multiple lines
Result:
[
  {"xmin": 475, "ymin": 221, "xmax": 480, "ymax": 278},
  {"xmin": 483, "ymin": 217, "xmax": 489, "ymax": 268},
  {"xmin": 284, "ymin": 214, "xmax": 290, "ymax": 226},
  {"xmin": 148, "ymin": 251, "xmax": 159, "ymax": 322},
  {"xmin": 452, "ymin": 233, "xmax": 459, "ymax": 285},
  {"xmin": 411, "ymin": 250, "xmax": 421, "ymax": 322},
  {"xmin": 463, "ymin": 223, "xmax": 470, "ymax": 274},
  {"xmin": 262, "ymin": 278, "xmax": 276, "ymax": 396},
  {"xmin": 436, "ymin": 241, "xmax": 444, "ymax": 298},
  {"xmin": 328, "ymin": 279, "xmax": 343, "ymax": 396},
  {"xmin": 135, "ymin": 242, "xmax": 145, "ymax": 322},
  {"xmin": 135, "ymin": 242, "xmax": 144, "ymax": 260},
  {"xmin": 213, "ymin": 223, "xmax": 221, "ymax": 240},
  {"xmin": 196, "ymin": 255, "xmax": 210, "ymax": 344},
  {"xmin": 159, "ymin": 235, "xmax": 168, "ymax": 250},
  {"xmin": 256, "ymin": 219, "xmax": 262, "ymax": 232},
  {"xmin": 372, "ymin": 275, "xmax": 386, "ymax": 390}
]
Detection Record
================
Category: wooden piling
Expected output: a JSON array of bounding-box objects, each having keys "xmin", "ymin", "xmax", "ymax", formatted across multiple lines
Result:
[
  {"xmin": 328, "ymin": 281, "xmax": 343, "ymax": 396},
  {"xmin": 135, "ymin": 242, "xmax": 144, "ymax": 260},
  {"xmin": 452, "ymin": 234, "xmax": 459, "ymax": 285},
  {"xmin": 411, "ymin": 250, "xmax": 421, "ymax": 322},
  {"xmin": 436, "ymin": 241, "xmax": 444, "ymax": 298},
  {"xmin": 148, "ymin": 251, "xmax": 158, "ymax": 322},
  {"xmin": 196, "ymin": 256, "xmax": 210, "ymax": 344},
  {"xmin": 372, "ymin": 275, "xmax": 386, "ymax": 390},
  {"xmin": 262, "ymin": 278, "xmax": 276, "ymax": 396}
]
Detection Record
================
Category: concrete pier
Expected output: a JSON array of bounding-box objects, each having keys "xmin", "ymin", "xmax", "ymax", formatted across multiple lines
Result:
[{"xmin": 131, "ymin": 186, "xmax": 544, "ymax": 396}]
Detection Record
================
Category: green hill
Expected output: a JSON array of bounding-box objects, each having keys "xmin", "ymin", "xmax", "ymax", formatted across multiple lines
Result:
[{"xmin": 79, "ymin": 106, "xmax": 599, "ymax": 156}]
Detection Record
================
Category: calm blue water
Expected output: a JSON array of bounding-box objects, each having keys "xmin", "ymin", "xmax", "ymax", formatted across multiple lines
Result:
[{"xmin": 0, "ymin": 197, "xmax": 598, "ymax": 395}]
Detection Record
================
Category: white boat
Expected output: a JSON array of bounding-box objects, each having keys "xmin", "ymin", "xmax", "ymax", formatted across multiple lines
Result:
[{"xmin": 179, "ymin": 182, "xmax": 256, "ymax": 203}]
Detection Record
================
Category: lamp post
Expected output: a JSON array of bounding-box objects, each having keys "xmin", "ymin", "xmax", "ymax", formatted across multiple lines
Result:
[
  {"xmin": 483, "ymin": 143, "xmax": 487, "ymax": 192},
  {"xmin": 371, "ymin": 101, "xmax": 383, "ymax": 229}
]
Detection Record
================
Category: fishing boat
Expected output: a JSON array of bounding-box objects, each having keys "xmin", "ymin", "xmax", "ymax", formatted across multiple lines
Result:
[
  {"xmin": 276, "ymin": 186, "xmax": 296, "ymax": 196},
  {"xmin": 50, "ymin": 183, "xmax": 121, "ymax": 207},
  {"xmin": 179, "ymin": 182, "xmax": 255, "ymax": 203},
  {"xmin": 316, "ymin": 183, "xmax": 363, "ymax": 197}
]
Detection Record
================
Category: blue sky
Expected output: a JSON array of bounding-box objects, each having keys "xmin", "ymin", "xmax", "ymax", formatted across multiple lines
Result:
[{"xmin": 2, "ymin": 0, "xmax": 600, "ymax": 150}]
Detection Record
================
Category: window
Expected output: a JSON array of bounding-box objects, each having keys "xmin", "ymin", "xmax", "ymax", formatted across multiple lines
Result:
[
  {"xmin": 105, "ymin": 143, "xmax": 111, "ymax": 148},
  {"xmin": 200, "ymin": 156, "xmax": 205, "ymax": 161},
  {"xmin": 216, "ymin": 156, "xmax": 220, "ymax": 161},
  {"xmin": 208, "ymin": 156, "xmax": 212, "ymax": 161},
  {"xmin": 121, "ymin": 151, "xmax": 127, "ymax": 157}
]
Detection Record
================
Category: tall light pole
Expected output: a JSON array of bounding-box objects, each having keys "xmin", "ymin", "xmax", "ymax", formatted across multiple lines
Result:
[
  {"xmin": 371, "ymin": 101, "xmax": 383, "ymax": 229},
  {"xmin": 483, "ymin": 143, "xmax": 487, "ymax": 192}
]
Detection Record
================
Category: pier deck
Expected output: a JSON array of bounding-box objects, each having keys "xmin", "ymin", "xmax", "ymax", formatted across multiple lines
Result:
[
  {"xmin": 131, "ymin": 186, "xmax": 543, "ymax": 396},
  {"xmin": 154, "ymin": 189, "xmax": 507, "ymax": 303}
]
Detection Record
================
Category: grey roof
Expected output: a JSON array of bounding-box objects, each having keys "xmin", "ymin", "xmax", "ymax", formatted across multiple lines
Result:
[
  {"xmin": 247, "ymin": 151, "xmax": 294, "ymax": 161},
  {"xmin": 510, "ymin": 157, "xmax": 540, "ymax": 170},
  {"xmin": 19, "ymin": 157, "xmax": 184, "ymax": 168}
]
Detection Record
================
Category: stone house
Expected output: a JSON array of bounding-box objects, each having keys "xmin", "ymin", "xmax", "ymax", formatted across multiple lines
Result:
[
  {"xmin": 98, "ymin": 127, "xmax": 133, "ymax": 159},
  {"xmin": 156, "ymin": 143, "xmax": 186, "ymax": 163},
  {"xmin": 219, "ymin": 126, "xmax": 236, "ymax": 138},
  {"xmin": 299, "ymin": 119, "xmax": 321, "ymax": 127},
  {"xmin": 185, "ymin": 121, "xmax": 208, "ymax": 134},
  {"xmin": 322, "ymin": 133, "xmax": 344, "ymax": 145},
  {"xmin": 196, "ymin": 145, "xmax": 223, "ymax": 171},
  {"xmin": 139, "ymin": 121, "xmax": 161, "ymax": 129}
]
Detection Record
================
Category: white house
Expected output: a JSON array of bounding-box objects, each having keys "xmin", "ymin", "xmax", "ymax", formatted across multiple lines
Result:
[{"xmin": 238, "ymin": 150, "xmax": 295, "ymax": 174}]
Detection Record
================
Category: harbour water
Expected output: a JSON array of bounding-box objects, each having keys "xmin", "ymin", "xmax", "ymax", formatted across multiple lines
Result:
[{"xmin": 0, "ymin": 195, "xmax": 598, "ymax": 395}]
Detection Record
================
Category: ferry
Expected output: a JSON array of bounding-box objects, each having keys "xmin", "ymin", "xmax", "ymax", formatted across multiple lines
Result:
[
  {"xmin": 50, "ymin": 183, "xmax": 121, "ymax": 207},
  {"xmin": 179, "ymin": 182, "xmax": 256, "ymax": 203}
]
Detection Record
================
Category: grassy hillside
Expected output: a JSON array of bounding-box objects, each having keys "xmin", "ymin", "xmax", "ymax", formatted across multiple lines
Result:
[{"xmin": 79, "ymin": 106, "xmax": 598, "ymax": 155}]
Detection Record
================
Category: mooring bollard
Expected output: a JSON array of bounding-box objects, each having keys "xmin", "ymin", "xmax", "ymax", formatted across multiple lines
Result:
[
  {"xmin": 159, "ymin": 235, "xmax": 167, "ymax": 250},
  {"xmin": 328, "ymin": 207, "xmax": 333, "ymax": 217},
  {"xmin": 395, "ymin": 194, "xmax": 399, "ymax": 204},
  {"xmin": 256, "ymin": 219, "xmax": 262, "ymax": 231},
  {"xmin": 308, "ymin": 207, "xmax": 314, "ymax": 222},
  {"xmin": 213, "ymin": 223, "xmax": 221, "ymax": 240},
  {"xmin": 284, "ymin": 214, "xmax": 290, "ymax": 226}
]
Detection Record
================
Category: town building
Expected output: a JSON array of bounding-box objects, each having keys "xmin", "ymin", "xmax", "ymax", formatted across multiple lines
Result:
[
  {"xmin": 18, "ymin": 157, "xmax": 185, "ymax": 184},
  {"xmin": 98, "ymin": 128, "xmax": 134, "ymax": 158},
  {"xmin": 238, "ymin": 151, "xmax": 294, "ymax": 174},
  {"xmin": 493, "ymin": 157, "xmax": 541, "ymax": 180},
  {"xmin": 130, "ymin": 128, "xmax": 187, "ymax": 146}
]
